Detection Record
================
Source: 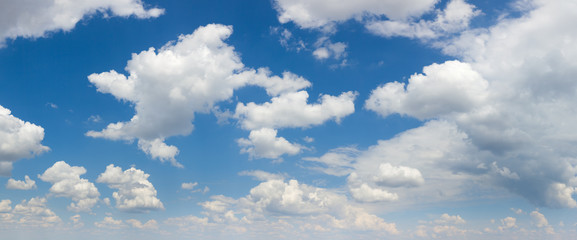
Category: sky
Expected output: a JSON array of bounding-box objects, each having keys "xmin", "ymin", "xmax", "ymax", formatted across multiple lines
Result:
[{"xmin": 0, "ymin": 0, "xmax": 576, "ymax": 239}]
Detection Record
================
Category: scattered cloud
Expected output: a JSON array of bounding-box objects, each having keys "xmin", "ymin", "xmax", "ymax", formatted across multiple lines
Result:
[
  {"xmin": 6, "ymin": 175, "xmax": 37, "ymax": 190},
  {"xmin": 88, "ymin": 24, "xmax": 354, "ymax": 164},
  {"xmin": 38, "ymin": 161, "xmax": 100, "ymax": 212}
]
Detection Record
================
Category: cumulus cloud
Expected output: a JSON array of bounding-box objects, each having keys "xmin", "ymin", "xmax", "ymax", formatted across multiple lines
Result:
[
  {"xmin": 366, "ymin": 0, "xmax": 480, "ymax": 39},
  {"xmin": 88, "ymin": 24, "xmax": 354, "ymax": 164},
  {"xmin": 530, "ymin": 210, "xmax": 554, "ymax": 234},
  {"xmin": 366, "ymin": 60, "xmax": 488, "ymax": 120},
  {"xmin": 1, "ymin": 197, "xmax": 62, "ymax": 227},
  {"xmin": 0, "ymin": 0, "xmax": 163, "ymax": 46},
  {"xmin": 97, "ymin": 164, "xmax": 164, "ymax": 212},
  {"xmin": 273, "ymin": 0, "xmax": 438, "ymax": 30},
  {"xmin": 0, "ymin": 105, "xmax": 49, "ymax": 176},
  {"xmin": 167, "ymin": 177, "xmax": 398, "ymax": 237},
  {"xmin": 235, "ymin": 91, "xmax": 357, "ymax": 130},
  {"xmin": 38, "ymin": 161, "xmax": 100, "ymax": 212},
  {"xmin": 363, "ymin": 0, "xmax": 577, "ymax": 208},
  {"xmin": 237, "ymin": 128, "xmax": 302, "ymax": 159},
  {"xmin": 6, "ymin": 175, "xmax": 36, "ymax": 190},
  {"xmin": 94, "ymin": 216, "xmax": 126, "ymax": 229}
]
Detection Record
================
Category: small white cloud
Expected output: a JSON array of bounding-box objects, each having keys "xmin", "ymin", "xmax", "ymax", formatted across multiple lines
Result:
[
  {"xmin": 38, "ymin": 161, "xmax": 100, "ymax": 212},
  {"xmin": 97, "ymin": 164, "xmax": 164, "ymax": 213},
  {"xmin": 237, "ymin": 128, "xmax": 302, "ymax": 159},
  {"xmin": 235, "ymin": 91, "xmax": 357, "ymax": 130},
  {"xmin": 6, "ymin": 175, "xmax": 36, "ymax": 190},
  {"xmin": 348, "ymin": 183, "xmax": 399, "ymax": 202},
  {"xmin": 181, "ymin": 182, "xmax": 198, "ymax": 190},
  {"xmin": 435, "ymin": 213, "xmax": 466, "ymax": 225}
]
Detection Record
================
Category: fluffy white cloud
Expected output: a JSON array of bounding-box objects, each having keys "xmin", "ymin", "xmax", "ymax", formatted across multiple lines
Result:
[
  {"xmin": 6, "ymin": 175, "xmax": 36, "ymax": 190},
  {"xmin": 0, "ymin": 0, "xmax": 163, "ymax": 46},
  {"xmin": 348, "ymin": 183, "xmax": 398, "ymax": 202},
  {"xmin": 364, "ymin": 0, "xmax": 577, "ymax": 208},
  {"xmin": 530, "ymin": 210, "xmax": 554, "ymax": 234},
  {"xmin": 96, "ymin": 164, "xmax": 164, "ymax": 212},
  {"xmin": 88, "ymin": 24, "xmax": 349, "ymax": 164},
  {"xmin": 237, "ymin": 128, "xmax": 302, "ymax": 159},
  {"xmin": 366, "ymin": 60, "xmax": 488, "ymax": 120},
  {"xmin": 366, "ymin": 0, "xmax": 480, "ymax": 39},
  {"xmin": 273, "ymin": 0, "xmax": 438, "ymax": 30},
  {"xmin": 0, "ymin": 105, "xmax": 49, "ymax": 176},
  {"xmin": 38, "ymin": 161, "xmax": 100, "ymax": 212},
  {"xmin": 235, "ymin": 91, "xmax": 357, "ymax": 130}
]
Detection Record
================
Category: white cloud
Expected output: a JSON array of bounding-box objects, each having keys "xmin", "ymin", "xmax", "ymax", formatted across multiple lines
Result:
[
  {"xmin": 273, "ymin": 0, "xmax": 438, "ymax": 30},
  {"xmin": 6, "ymin": 175, "xmax": 36, "ymax": 190},
  {"xmin": 366, "ymin": 60, "xmax": 488, "ymax": 120},
  {"xmin": 235, "ymin": 91, "xmax": 357, "ymax": 130},
  {"xmin": 499, "ymin": 217, "xmax": 517, "ymax": 230},
  {"xmin": 530, "ymin": 210, "xmax": 554, "ymax": 234},
  {"xmin": 94, "ymin": 216, "xmax": 126, "ymax": 229},
  {"xmin": 366, "ymin": 0, "xmax": 480, "ymax": 39},
  {"xmin": 238, "ymin": 170, "xmax": 286, "ymax": 181},
  {"xmin": 0, "ymin": 199, "xmax": 11, "ymax": 212},
  {"xmin": 366, "ymin": 0, "xmax": 577, "ymax": 208},
  {"xmin": 88, "ymin": 24, "xmax": 344, "ymax": 164},
  {"xmin": 6, "ymin": 197, "xmax": 62, "ymax": 227},
  {"xmin": 169, "ymin": 178, "xmax": 399, "ymax": 236},
  {"xmin": 237, "ymin": 128, "xmax": 302, "ymax": 159},
  {"xmin": 181, "ymin": 182, "xmax": 198, "ymax": 190},
  {"xmin": 0, "ymin": 105, "xmax": 49, "ymax": 176},
  {"xmin": 348, "ymin": 183, "xmax": 398, "ymax": 202},
  {"xmin": 96, "ymin": 164, "xmax": 164, "ymax": 212},
  {"xmin": 0, "ymin": 0, "xmax": 163, "ymax": 46},
  {"xmin": 38, "ymin": 161, "xmax": 100, "ymax": 212},
  {"xmin": 312, "ymin": 37, "xmax": 347, "ymax": 61},
  {"xmin": 126, "ymin": 219, "xmax": 158, "ymax": 229},
  {"xmin": 435, "ymin": 213, "xmax": 466, "ymax": 225}
]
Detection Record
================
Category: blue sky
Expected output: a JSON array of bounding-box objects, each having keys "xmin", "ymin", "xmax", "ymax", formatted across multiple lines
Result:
[{"xmin": 1, "ymin": 0, "xmax": 577, "ymax": 239}]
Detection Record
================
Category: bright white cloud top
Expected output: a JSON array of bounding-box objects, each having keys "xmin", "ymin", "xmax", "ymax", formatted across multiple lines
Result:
[{"xmin": 1, "ymin": 0, "xmax": 577, "ymax": 239}]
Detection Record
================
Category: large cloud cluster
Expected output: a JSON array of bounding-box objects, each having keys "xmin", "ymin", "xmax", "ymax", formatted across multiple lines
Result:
[
  {"xmin": 88, "ymin": 24, "xmax": 356, "ymax": 164},
  {"xmin": 356, "ymin": 0, "xmax": 577, "ymax": 208}
]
